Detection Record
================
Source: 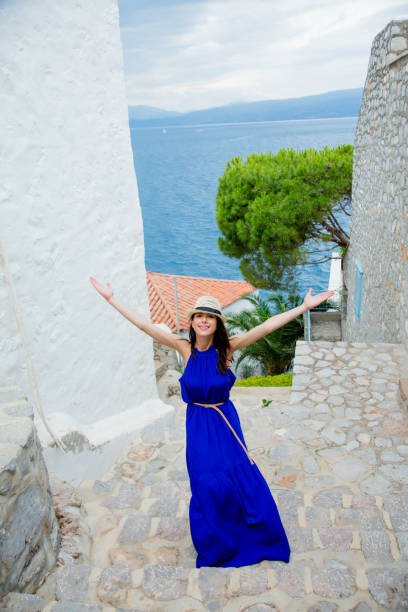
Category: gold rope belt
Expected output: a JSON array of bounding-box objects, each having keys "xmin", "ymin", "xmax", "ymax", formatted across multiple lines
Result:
[{"xmin": 192, "ymin": 402, "xmax": 255, "ymax": 465}]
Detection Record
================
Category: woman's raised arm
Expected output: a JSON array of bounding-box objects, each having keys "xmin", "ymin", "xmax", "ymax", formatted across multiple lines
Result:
[
  {"xmin": 229, "ymin": 288, "xmax": 334, "ymax": 352},
  {"xmin": 89, "ymin": 276, "xmax": 190, "ymax": 357}
]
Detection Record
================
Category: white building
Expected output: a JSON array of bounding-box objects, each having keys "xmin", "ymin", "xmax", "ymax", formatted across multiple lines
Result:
[{"xmin": 0, "ymin": 0, "xmax": 170, "ymax": 483}]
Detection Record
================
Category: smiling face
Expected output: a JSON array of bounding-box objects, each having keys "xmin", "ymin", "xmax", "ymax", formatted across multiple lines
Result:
[{"xmin": 191, "ymin": 312, "xmax": 217, "ymax": 340}]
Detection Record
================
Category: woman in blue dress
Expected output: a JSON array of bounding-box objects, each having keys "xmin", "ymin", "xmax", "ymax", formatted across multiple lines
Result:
[{"xmin": 90, "ymin": 277, "xmax": 333, "ymax": 568}]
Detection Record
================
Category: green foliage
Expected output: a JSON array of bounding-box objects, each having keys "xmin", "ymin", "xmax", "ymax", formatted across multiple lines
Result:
[
  {"xmin": 236, "ymin": 373, "xmax": 293, "ymax": 387},
  {"xmin": 339, "ymin": 244, "xmax": 347, "ymax": 258},
  {"xmin": 227, "ymin": 294, "xmax": 303, "ymax": 376},
  {"xmin": 216, "ymin": 145, "xmax": 353, "ymax": 289}
]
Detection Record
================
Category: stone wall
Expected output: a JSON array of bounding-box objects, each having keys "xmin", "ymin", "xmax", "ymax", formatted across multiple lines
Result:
[
  {"xmin": 343, "ymin": 19, "xmax": 408, "ymax": 350},
  {"xmin": 0, "ymin": 387, "xmax": 59, "ymax": 597},
  {"xmin": 153, "ymin": 339, "xmax": 180, "ymax": 380}
]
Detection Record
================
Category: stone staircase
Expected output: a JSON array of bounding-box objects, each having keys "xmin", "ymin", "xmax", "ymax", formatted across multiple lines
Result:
[{"xmin": 2, "ymin": 340, "xmax": 408, "ymax": 611}]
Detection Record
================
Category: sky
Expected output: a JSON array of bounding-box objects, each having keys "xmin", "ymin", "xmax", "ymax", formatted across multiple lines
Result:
[{"xmin": 118, "ymin": 0, "xmax": 408, "ymax": 112}]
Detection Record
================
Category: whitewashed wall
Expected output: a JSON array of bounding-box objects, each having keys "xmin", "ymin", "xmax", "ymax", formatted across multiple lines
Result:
[{"xmin": 0, "ymin": 0, "xmax": 162, "ymax": 450}]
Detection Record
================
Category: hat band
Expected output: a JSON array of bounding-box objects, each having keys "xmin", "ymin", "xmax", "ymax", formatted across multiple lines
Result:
[{"xmin": 193, "ymin": 306, "xmax": 222, "ymax": 316}]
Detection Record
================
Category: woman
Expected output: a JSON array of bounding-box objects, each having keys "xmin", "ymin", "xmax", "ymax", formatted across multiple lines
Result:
[{"xmin": 89, "ymin": 277, "xmax": 333, "ymax": 567}]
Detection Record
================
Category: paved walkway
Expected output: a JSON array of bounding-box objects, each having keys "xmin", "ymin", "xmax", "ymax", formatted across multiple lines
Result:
[{"xmin": 3, "ymin": 341, "xmax": 408, "ymax": 611}]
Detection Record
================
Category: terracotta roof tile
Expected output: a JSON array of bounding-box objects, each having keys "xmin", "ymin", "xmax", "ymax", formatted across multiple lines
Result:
[{"xmin": 146, "ymin": 271, "xmax": 256, "ymax": 332}]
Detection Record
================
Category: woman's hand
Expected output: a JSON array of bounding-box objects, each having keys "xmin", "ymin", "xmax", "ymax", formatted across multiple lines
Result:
[
  {"xmin": 89, "ymin": 276, "xmax": 190, "ymax": 356},
  {"xmin": 302, "ymin": 288, "xmax": 335, "ymax": 312},
  {"xmin": 89, "ymin": 276, "xmax": 113, "ymax": 302}
]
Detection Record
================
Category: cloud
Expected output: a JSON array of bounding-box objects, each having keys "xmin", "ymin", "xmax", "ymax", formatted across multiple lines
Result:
[{"xmin": 118, "ymin": 0, "xmax": 408, "ymax": 111}]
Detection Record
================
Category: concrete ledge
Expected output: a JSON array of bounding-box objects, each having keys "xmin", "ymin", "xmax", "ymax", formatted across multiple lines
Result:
[
  {"xmin": 230, "ymin": 386, "xmax": 291, "ymax": 402},
  {"xmin": 42, "ymin": 399, "xmax": 175, "ymax": 486}
]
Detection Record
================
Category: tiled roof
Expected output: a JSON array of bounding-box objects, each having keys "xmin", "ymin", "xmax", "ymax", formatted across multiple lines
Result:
[{"xmin": 146, "ymin": 271, "xmax": 256, "ymax": 332}]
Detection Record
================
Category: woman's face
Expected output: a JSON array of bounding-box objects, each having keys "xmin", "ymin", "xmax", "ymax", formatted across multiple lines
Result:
[{"xmin": 191, "ymin": 312, "xmax": 217, "ymax": 338}]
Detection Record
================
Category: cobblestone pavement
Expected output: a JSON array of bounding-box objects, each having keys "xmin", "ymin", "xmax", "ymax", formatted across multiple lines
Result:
[{"xmin": 3, "ymin": 341, "xmax": 408, "ymax": 611}]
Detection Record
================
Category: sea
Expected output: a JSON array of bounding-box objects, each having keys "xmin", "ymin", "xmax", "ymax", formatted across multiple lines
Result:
[{"xmin": 130, "ymin": 116, "xmax": 357, "ymax": 298}]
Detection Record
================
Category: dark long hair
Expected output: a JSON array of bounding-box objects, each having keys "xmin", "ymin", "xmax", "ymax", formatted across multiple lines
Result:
[{"xmin": 189, "ymin": 315, "xmax": 232, "ymax": 374}]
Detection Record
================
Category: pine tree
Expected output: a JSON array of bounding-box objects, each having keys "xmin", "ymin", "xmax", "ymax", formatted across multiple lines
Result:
[{"xmin": 216, "ymin": 145, "xmax": 352, "ymax": 290}]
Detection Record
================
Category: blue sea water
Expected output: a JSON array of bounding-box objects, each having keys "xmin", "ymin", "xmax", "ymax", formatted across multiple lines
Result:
[{"xmin": 130, "ymin": 117, "xmax": 357, "ymax": 296}]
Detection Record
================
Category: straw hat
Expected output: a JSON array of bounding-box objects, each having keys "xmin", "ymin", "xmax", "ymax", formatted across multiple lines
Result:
[{"xmin": 186, "ymin": 296, "xmax": 227, "ymax": 323}]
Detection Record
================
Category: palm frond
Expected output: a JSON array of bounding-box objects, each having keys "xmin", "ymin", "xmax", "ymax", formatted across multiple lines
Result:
[{"xmin": 227, "ymin": 292, "xmax": 304, "ymax": 376}]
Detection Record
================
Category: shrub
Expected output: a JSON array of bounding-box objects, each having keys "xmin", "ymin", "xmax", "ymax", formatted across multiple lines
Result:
[{"xmin": 236, "ymin": 373, "xmax": 293, "ymax": 387}]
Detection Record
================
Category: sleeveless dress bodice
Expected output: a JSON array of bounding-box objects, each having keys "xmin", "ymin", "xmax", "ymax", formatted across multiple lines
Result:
[
  {"xmin": 179, "ymin": 345, "xmax": 290, "ymax": 568},
  {"xmin": 179, "ymin": 345, "xmax": 235, "ymax": 404}
]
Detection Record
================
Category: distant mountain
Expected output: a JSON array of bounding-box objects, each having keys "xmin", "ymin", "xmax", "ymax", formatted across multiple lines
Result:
[
  {"xmin": 128, "ymin": 105, "xmax": 181, "ymax": 121},
  {"xmin": 129, "ymin": 89, "xmax": 363, "ymax": 127}
]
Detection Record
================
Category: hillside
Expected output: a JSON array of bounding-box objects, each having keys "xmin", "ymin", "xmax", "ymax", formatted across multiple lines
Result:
[
  {"xmin": 129, "ymin": 88, "xmax": 363, "ymax": 127},
  {"xmin": 128, "ymin": 105, "xmax": 181, "ymax": 121}
]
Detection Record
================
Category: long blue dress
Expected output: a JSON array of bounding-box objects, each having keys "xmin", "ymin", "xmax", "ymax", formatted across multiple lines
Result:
[{"xmin": 179, "ymin": 345, "xmax": 291, "ymax": 568}]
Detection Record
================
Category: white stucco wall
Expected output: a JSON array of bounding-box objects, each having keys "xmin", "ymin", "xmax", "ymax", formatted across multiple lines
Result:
[
  {"xmin": 328, "ymin": 253, "xmax": 342, "ymax": 306},
  {"xmin": 0, "ymin": 1, "xmax": 161, "ymax": 446}
]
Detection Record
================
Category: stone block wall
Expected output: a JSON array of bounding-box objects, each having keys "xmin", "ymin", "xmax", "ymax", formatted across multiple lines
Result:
[
  {"xmin": 343, "ymin": 19, "xmax": 408, "ymax": 349},
  {"xmin": 153, "ymin": 340, "xmax": 180, "ymax": 380},
  {"xmin": 0, "ymin": 387, "xmax": 59, "ymax": 597}
]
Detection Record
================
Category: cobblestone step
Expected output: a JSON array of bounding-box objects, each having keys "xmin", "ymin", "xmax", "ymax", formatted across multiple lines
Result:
[
  {"xmin": 4, "ymin": 557, "xmax": 408, "ymax": 611},
  {"xmin": 3, "ymin": 341, "xmax": 408, "ymax": 611}
]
